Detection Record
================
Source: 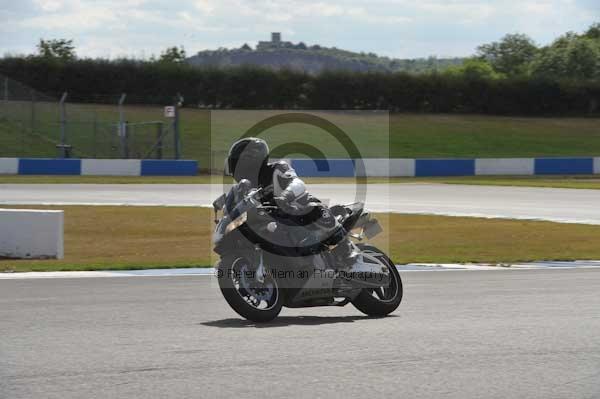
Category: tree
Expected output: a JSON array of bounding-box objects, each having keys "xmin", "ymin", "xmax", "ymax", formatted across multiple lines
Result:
[
  {"xmin": 477, "ymin": 33, "xmax": 538, "ymax": 76},
  {"xmin": 528, "ymin": 47, "xmax": 567, "ymax": 79},
  {"xmin": 583, "ymin": 22, "xmax": 600, "ymax": 40},
  {"xmin": 36, "ymin": 38, "xmax": 76, "ymax": 60},
  {"xmin": 159, "ymin": 46, "xmax": 187, "ymax": 63},
  {"xmin": 565, "ymin": 38, "xmax": 600, "ymax": 79},
  {"xmin": 240, "ymin": 43, "xmax": 252, "ymax": 50},
  {"xmin": 530, "ymin": 33, "xmax": 600, "ymax": 80},
  {"xmin": 445, "ymin": 58, "xmax": 502, "ymax": 79}
]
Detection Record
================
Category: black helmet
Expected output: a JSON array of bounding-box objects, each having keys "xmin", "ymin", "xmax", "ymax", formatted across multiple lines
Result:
[{"xmin": 225, "ymin": 137, "xmax": 270, "ymax": 182}]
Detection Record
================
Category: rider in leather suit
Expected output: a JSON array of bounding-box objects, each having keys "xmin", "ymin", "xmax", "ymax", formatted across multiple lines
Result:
[{"xmin": 225, "ymin": 137, "xmax": 355, "ymax": 265}]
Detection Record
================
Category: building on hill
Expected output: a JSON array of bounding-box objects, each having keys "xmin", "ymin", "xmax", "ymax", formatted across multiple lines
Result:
[{"xmin": 257, "ymin": 32, "xmax": 293, "ymax": 49}]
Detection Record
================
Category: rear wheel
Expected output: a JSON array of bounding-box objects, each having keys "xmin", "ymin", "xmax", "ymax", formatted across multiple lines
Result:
[
  {"xmin": 351, "ymin": 244, "xmax": 402, "ymax": 317},
  {"xmin": 217, "ymin": 256, "xmax": 283, "ymax": 322}
]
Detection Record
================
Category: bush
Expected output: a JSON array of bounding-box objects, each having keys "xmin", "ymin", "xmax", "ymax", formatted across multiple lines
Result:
[{"xmin": 0, "ymin": 57, "xmax": 598, "ymax": 115}]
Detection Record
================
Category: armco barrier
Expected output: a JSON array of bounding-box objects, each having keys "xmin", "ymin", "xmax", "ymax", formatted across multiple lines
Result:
[
  {"xmin": 140, "ymin": 160, "xmax": 198, "ymax": 176},
  {"xmin": 290, "ymin": 157, "xmax": 600, "ymax": 177},
  {"xmin": 0, "ymin": 158, "xmax": 198, "ymax": 176},
  {"xmin": 0, "ymin": 209, "xmax": 64, "ymax": 259},
  {"xmin": 2, "ymin": 157, "xmax": 600, "ymax": 177},
  {"xmin": 415, "ymin": 159, "xmax": 475, "ymax": 177},
  {"xmin": 291, "ymin": 159, "xmax": 355, "ymax": 177},
  {"xmin": 81, "ymin": 159, "xmax": 141, "ymax": 176},
  {"xmin": 0, "ymin": 158, "xmax": 18, "ymax": 174},
  {"xmin": 19, "ymin": 158, "xmax": 81, "ymax": 175},
  {"xmin": 355, "ymin": 159, "xmax": 415, "ymax": 177},
  {"xmin": 475, "ymin": 158, "xmax": 534, "ymax": 176},
  {"xmin": 534, "ymin": 158, "xmax": 594, "ymax": 175}
]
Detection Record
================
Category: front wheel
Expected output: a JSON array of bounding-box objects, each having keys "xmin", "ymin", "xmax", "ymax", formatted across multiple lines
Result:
[
  {"xmin": 351, "ymin": 244, "xmax": 403, "ymax": 317},
  {"xmin": 217, "ymin": 255, "xmax": 283, "ymax": 322}
]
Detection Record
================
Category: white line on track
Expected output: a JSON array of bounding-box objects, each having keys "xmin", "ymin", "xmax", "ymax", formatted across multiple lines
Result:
[{"xmin": 2, "ymin": 261, "xmax": 600, "ymax": 279}]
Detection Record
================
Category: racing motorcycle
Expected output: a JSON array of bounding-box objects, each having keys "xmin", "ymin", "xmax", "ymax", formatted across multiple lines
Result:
[{"xmin": 213, "ymin": 180, "xmax": 402, "ymax": 322}]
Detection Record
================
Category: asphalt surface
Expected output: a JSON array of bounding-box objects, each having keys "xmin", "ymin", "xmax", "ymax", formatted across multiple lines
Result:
[
  {"xmin": 2, "ymin": 269, "xmax": 599, "ymax": 399},
  {"xmin": 2, "ymin": 183, "xmax": 600, "ymax": 224}
]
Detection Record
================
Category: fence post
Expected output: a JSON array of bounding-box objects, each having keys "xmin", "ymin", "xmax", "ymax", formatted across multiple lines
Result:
[
  {"xmin": 173, "ymin": 94, "xmax": 183, "ymax": 160},
  {"xmin": 156, "ymin": 122, "xmax": 163, "ymax": 159},
  {"xmin": 59, "ymin": 92, "xmax": 68, "ymax": 158},
  {"xmin": 3, "ymin": 77, "xmax": 7, "ymax": 102},
  {"xmin": 30, "ymin": 89, "xmax": 36, "ymax": 133},
  {"xmin": 123, "ymin": 121, "xmax": 129, "ymax": 159},
  {"xmin": 21, "ymin": 112, "xmax": 25, "ymax": 157},
  {"xmin": 92, "ymin": 109, "xmax": 97, "ymax": 158},
  {"xmin": 118, "ymin": 93, "xmax": 127, "ymax": 158}
]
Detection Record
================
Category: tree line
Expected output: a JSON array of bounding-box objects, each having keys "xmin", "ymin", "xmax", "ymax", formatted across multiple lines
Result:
[
  {"xmin": 0, "ymin": 24, "xmax": 599, "ymax": 115},
  {"xmin": 2, "ymin": 56, "xmax": 597, "ymax": 115},
  {"xmin": 466, "ymin": 23, "xmax": 600, "ymax": 80}
]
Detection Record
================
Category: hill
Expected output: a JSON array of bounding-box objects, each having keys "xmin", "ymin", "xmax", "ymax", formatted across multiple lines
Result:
[{"xmin": 186, "ymin": 33, "xmax": 463, "ymax": 74}]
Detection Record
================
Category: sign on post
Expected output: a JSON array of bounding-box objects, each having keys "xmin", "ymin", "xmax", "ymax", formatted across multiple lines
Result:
[
  {"xmin": 164, "ymin": 106, "xmax": 175, "ymax": 118},
  {"xmin": 118, "ymin": 122, "xmax": 126, "ymax": 137}
]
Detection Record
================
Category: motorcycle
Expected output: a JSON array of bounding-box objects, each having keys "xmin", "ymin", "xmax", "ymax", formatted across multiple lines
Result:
[{"xmin": 212, "ymin": 180, "xmax": 402, "ymax": 322}]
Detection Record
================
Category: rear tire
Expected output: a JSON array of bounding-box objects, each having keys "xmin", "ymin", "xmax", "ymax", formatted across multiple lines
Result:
[
  {"xmin": 351, "ymin": 245, "xmax": 402, "ymax": 317},
  {"xmin": 217, "ymin": 256, "xmax": 283, "ymax": 323}
]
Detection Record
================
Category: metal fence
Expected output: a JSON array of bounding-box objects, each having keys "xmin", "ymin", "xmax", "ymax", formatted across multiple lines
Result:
[{"xmin": 0, "ymin": 75, "xmax": 181, "ymax": 159}]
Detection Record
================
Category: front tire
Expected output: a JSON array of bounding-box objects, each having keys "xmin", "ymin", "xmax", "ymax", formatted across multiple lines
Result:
[
  {"xmin": 217, "ymin": 256, "xmax": 283, "ymax": 322},
  {"xmin": 351, "ymin": 245, "xmax": 403, "ymax": 317}
]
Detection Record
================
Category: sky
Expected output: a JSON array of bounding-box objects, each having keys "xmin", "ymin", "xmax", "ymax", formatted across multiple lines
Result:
[{"xmin": 1, "ymin": 0, "xmax": 599, "ymax": 59}]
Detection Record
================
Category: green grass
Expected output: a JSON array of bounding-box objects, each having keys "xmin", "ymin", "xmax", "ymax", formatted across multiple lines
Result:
[
  {"xmin": 2, "ymin": 174, "xmax": 600, "ymax": 190},
  {"xmin": 2, "ymin": 103, "xmax": 600, "ymax": 168},
  {"xmin": 0, "ymin": 175, "xmax": 218, "ymax": 184},
  {"xmin": 0, "ymin": 206, "xmax": 212, "ymax": 272},
  {"xmin": 2, "ymin": 205, "xmax": 600, "ymax": 272},
  {"xmin": 413, "ymin": 175, "xmax": 600, "ymax": 190}
]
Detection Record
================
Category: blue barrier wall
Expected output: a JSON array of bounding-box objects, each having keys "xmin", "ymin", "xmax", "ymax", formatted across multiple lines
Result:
[
  {"xmin": 18, "ymin": 158, "xmax": 81, "ymax": 175},
  {"xmin": 5, "ymin": 158, "xmax": 198, "ymax": 176},
  {"xmin": 534, "ymin": 158, "xmax": 594, "ymax": 175},
  {"xmin": 290, "ymin": 158, "xmax": 598, "ymax": 177},
  {"xmin": 2, "ymin": 157, "xmax": 599, "ymax": 177},
  {"xmin": 291, "ymin": 159, "xmax": 355, "ymax": 177},
  {"xmin": 415, "ymin": 159, "xmax": 475, "ymax": 177},
  {"xmin": 140, "ymin": 160, "xmax": 198, "ymax": 176}
]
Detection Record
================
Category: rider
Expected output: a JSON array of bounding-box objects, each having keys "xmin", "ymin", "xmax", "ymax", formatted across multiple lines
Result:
[{"xmin": 225, "ymin": 137, "xmax": 357, "ymax": 267}]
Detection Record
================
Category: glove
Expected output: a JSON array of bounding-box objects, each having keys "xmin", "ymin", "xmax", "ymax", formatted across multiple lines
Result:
[{"xmin": 262, "ymin": 184, "xmax": 274, "ymax": 197}]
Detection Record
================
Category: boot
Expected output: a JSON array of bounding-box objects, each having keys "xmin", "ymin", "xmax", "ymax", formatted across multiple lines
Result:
[
  {"xmin": 333, "ymin": 238, "xmax": 391, "ymax": 287},
  {"xmin": 332, "ymin": 238, "xmax": 359, "ymax": 269}
]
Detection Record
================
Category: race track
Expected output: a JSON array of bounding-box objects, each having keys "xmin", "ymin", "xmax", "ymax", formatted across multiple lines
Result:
[
  {"xmin": 1, "ymin": 269, "xmax": 599, "ymax": 399},
  {"xmin": 2, "ymin": 183, "xmax": 600, "ymax": 224}
]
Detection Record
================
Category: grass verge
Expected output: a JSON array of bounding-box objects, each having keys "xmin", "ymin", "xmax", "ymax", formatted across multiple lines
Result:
[
  {"xmin": 394, "ymin": 175, "xmax": 600, "ymax": 190},
  {"xmin": 2, "ymin": 205, "xmax": 600, "ymax": 272},
  {"xmin": 0, "ymin": 175, "xmax": 218, "ymax": 184},
  {"xmin": 3, "ymin": 109, "xmax": 600, "ymax": 162}
]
